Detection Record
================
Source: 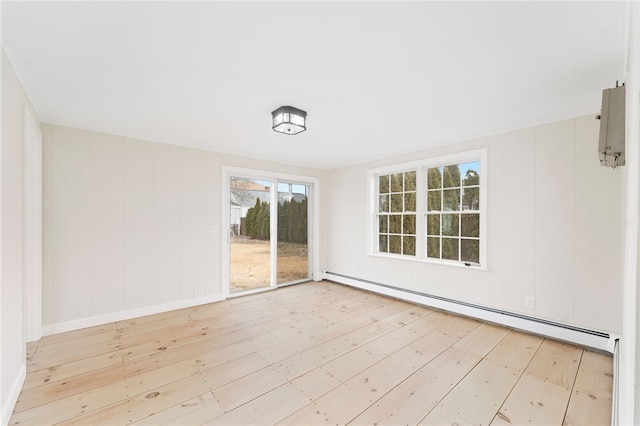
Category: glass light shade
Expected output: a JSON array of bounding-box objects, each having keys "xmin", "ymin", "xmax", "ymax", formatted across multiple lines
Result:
[{"xmin": 271, "ymin": 106, "xmax": 307, "ymax": 135}]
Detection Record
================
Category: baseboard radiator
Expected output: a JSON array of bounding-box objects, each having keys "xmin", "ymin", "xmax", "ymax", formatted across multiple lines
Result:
[{"xmin": 323, "ymin": 272, "xmax": 617, "ymax": 354}]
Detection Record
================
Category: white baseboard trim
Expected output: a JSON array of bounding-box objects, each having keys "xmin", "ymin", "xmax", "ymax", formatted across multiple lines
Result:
[
  {"xmin": 1, "ymin": 363, "xmax": 25, "ymax": 426},
  {"xmin": 324, "ymin": 272, "xmax": 618, "ymax": 354},
  {"xmin": 42, "ymin": 294, "xmax": 226, "ymax": 336}
]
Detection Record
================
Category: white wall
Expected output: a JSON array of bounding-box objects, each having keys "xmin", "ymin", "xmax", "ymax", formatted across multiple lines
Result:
[
  {"xmin": 1, "ymin": 49, "xmax": 41, "ymax": 425},
  {"xmin": 42, "ymin": 124, "xmax": 322, "ymax": 332},
  {"xmin": 324, "ymin": 115, "xmax": 623, "ymax": 334}
]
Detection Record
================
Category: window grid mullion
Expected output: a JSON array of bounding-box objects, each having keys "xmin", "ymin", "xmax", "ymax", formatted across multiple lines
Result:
[
  {"xmin": 374, "ymin": 156, "xmax": 481, "ymax": 265},
  {"xmin": 438, "ymin": 181, "xmax": 443, "ymax": 260}
]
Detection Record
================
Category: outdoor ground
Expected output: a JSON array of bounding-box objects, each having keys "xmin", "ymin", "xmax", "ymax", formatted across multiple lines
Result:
[{"xmin": 230, "ymin": 236, "xmax": 309, "ymax": 292}]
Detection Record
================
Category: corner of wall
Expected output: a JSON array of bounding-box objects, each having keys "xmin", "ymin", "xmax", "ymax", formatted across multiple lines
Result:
[
  {"xmin": 0, "ymin": 364, "xmax": 25, "ymax": 426},
  {"xmin": 1, "ymin": 43, "xmax": 41, "ymax": 426}
]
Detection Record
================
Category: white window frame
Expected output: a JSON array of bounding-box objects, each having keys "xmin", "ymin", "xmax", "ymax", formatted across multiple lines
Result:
[
  {"xmin": 375, "ymin": 170, "xmax": 418, "ymax": 256},
  {"xmin": 368, "ymin": 148, "xmax": 488, "ymax": 269}
]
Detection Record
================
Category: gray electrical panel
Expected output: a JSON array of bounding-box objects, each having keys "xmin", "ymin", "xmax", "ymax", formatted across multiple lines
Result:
[{"xmin": 597, "ymin": 84, "xmax": 625, "ymax": 167}]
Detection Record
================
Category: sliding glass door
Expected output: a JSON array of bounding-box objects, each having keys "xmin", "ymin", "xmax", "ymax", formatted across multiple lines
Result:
[
  {"xmin": 228, "ymin": 176, "xmax": 310, "ymax": 294},
  {"xmin": 229, "ymin": 177, "xmax": 273, "ymax": 293},
  {"xmin": 276, "ymin": 182, "xmax": 309, "ymax": 285}
]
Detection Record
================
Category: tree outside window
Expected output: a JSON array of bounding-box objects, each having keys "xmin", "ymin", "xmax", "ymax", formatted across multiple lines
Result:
[
  {"xmin": 377, "ymin": 171, "xmax": 416, "ymax": 256},
  {"xmin": 371, "ymin": 150, "xmax": 485, "ymax": 267},
  {"xmin": 426, "ymin": 161, "xmax": 480, "ymax": 264}
]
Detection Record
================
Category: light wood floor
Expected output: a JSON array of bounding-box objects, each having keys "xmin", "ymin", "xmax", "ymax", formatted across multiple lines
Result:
[{"xmin": 11, "ymin": 281, "xmax": 613, "ymax": 425}]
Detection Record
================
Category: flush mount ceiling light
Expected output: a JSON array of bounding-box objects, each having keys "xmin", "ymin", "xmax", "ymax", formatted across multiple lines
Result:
[{"xmin": 271, "ymin": 106, "xmax": 307, "ymax": 135}]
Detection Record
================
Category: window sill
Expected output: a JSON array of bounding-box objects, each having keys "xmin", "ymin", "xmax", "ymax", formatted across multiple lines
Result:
[{"xmin": 367, "ymin": 252, "xmax": 490, "ymax": 271}]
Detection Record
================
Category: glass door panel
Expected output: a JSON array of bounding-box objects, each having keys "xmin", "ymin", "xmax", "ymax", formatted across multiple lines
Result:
[
  {"xmin": 276, "ymin": 182, "xmax": 309, "ymax": 285},
  {"xmin": 229, "ymin": 177, "xmax": 273, "ymax": 293}
]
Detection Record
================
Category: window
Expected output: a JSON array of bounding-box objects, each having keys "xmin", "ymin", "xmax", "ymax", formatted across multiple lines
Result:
[
  {"xmin": 377, "ymin": 171, "xmax": 417, "ymax": 255},
  {"xmin": 426, "ymin": 162, "xmax": 480, "ymax": 263},
  {"xmin": 370, "ymin": 149, "xmax": 486, "ymax": 267}
]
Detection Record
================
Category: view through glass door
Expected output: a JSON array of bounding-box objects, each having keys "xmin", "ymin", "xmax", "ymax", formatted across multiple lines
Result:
[
  {"xmin": 229, "ymin": 176, "xmax": 310, "ymax": 294},
  {"xmin": 276, "ymin": 182, "xmax": 309, "ymax": 285}
]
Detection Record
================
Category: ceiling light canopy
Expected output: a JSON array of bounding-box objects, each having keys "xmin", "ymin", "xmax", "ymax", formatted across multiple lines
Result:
[{"xmin": 271, "ymin": 106, "xmax": 307, "ymax": 135}]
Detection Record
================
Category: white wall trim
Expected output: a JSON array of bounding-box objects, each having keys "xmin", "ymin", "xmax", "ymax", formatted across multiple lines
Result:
[
  {"xmin": 1, "ymin": 364, "xmax": 25, "ymax": 426},
  {"xmin": 613, "ymin": 338, "xmax": 621, "ymax": 426},
  {"xmin": 23, "ymin": 105, "xmax": 42, "ymax": 343},
  {"xmin": 619, "ymin": 2, "xmax": 640, "ymax": 425},
  {"xmin": 42, "ymin": 295, "xmax": 225, "ymax": 336},
  {"xmin": 324, "ymin": 272, "xmax": 618, "ymax": 354}
]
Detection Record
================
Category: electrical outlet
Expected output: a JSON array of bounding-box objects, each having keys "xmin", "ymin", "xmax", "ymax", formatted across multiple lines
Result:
[
  {"xmin": 414, "ymin": 274, "xmax": 420, "ymax": 284},
  {"xmin": 195, "ymin": 289, "xmax": 205, "ymax": 298},
  {"xmin": 525, "ymin": 296, "xmax": 535, "ymax": 308}
]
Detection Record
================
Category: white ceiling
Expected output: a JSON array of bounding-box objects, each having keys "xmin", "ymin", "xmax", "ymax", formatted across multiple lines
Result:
[{"xmin": 2, "ymin": 1, "xmax": 624, "ymax": 169}]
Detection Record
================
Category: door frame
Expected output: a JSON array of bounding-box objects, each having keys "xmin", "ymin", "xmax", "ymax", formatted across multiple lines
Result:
[
  {"xmin": 23, "ymin": 107, "xmax": 42, "ymax": 342},
  {"xmin": 221, "ymin": 166, "xmax": 320, "ymax": 299}
]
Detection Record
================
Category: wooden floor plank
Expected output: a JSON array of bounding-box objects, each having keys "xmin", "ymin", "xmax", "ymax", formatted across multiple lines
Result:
[
  {"xmin": 10, "ymin": 379, "xmax": 129, "ymax": 425},
  {"xmin": 418, "ymin": 405, "xmax": 473, "ymax": 426},
  {"xmin": 303, "ymin": 321, "xmax": 397, "ymax": 367},
  {"xmin": 121, "ymin": 335, "xmax": 182, "ymax": 362},
  {"xmin": 320, "ymin": 311, "xmax": 456, "ymax": 386},
  {"xmin": 217, "ymin": 317, "xmax": 388, "ymax": 410},
  {"xmin": 350, "ymin": 322, "xmax": 508, "ymax": 426},
  {"xmin": 256, "ymin": 307, "xmax": 394, "ymax": 364},
  {"xmin": 570, "ymin": 349, "xmax": 614, "ymax": 399},
  {"xmin": 33, "ymin": 322, "xmax": 117, "ymax": 346},
  {"xmin": 489, "ymin": 338, "xmax": 582, "ymax": 425},
  {"xmin": 380, "ymin": 305, "xmax": 434, "ymax": 327},
  {"xmin": 209, "ymin": 383, "xmax": 310, "ymax": 425},
  {"xmin": 55, "ymin": 353, "xmax": 267, "ymax": 425},
  {"xmin": 22, "ymin": 350, "xmax": 122, "ymax": 391},
  {"xmin": 56, "ymin": 371, "xmax": 219, "ymax": 425},
  {"xmin": 289, "ymin": 367, "xmax": 341, "ymax": 401},
  {"xmin": 563, "ymin": 389, "xmax": 613, "ymax": 426},
  {"xmin": 484, "ymin": 330, "xmax": 544, "ymax": 371},
  {"xmin": 563, "ymin": 350, "xmax": 613, "ymax": 425},
  {"xmin": 213, "ymin": 356, "xmax": 314, "ymax": 412},
  {"xmin": 421, "ymin": 358, "xmax": 517, "ymax": 425},
  {"xmin": 156, "ymin": 402, "xmax": 224, "ymax": 425},
  {"xmin": 16, "ymin": 356, "xmax": 127, "ymax": 412},
  {"xmin": 11, "ymin": 359, "xmax": 201, "ymax": 425},
  {"xmin": 525, "ymin": 339, "xmax": 582, "ymax": 388},
  {"xmin": 261, "ymin": 316, "xmax": 378, "ymax": 359},
  {"xmin": 300, "ymin": 292, "xmax": 373, "ymax": 318},
  {"xmin": 432, "ymin": 331, "xmax": 543, "ymax": 425},
  {"xmin": 281, "ymin": 317, "xmax": 479, "ymax": 425},
  {"xmin": 130, "ymin": 392, "xmax": 221, "ymax": 425},
  {"xmin": 491, "ymin": 372, "xmax": 572, "ymax": 425},
  {"xmin": 451, "ymin": 322, "xmax": 509, "ymax": 357},
  {"xmin": 20, "ymin": 328, "xmax": 262, "ymax": 413},
  {"xmin": 27, "ymin": 330, "xmax": 122, "ymax": 372},
  {"xmin": 10, "ymin": 282, "xmax": 613, "ymax": 426}
]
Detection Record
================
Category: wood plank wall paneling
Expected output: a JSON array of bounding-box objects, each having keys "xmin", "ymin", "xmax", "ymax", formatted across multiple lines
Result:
[
  {"xmin": 124, "ymin": 138, "xmax": 156, "ymax": 310},
  {"xmin": 501, "ymin": 128, "xmax": 536, "ymax": 315},
  {"xmin": 52, "ymin": 127, "xmax": 93, "ymax": 323},
  {"xmin": 90, "ymin": 131, "xmax": 125, "ymax": 315},
  {"xmin": 153, "ymin": 143, "xmax": 183, "ymax": 304},
  {"xmin": 324, "ymin": 115, "xmax": 623, "ymax": 334},
  {"xmin": 11, "ymin": 282, "xmax": 613, "ymax": 426},
  {"xmin": 573, "ymin": 115, "xmax": 622, "ymax": 332},
  {"xmin": 534, "ymin": 120, "xmax": 576, "ymax": 324},
  {"xmin": 45, "ymin": 126, "xmax": 242, "ymax": 329}
]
